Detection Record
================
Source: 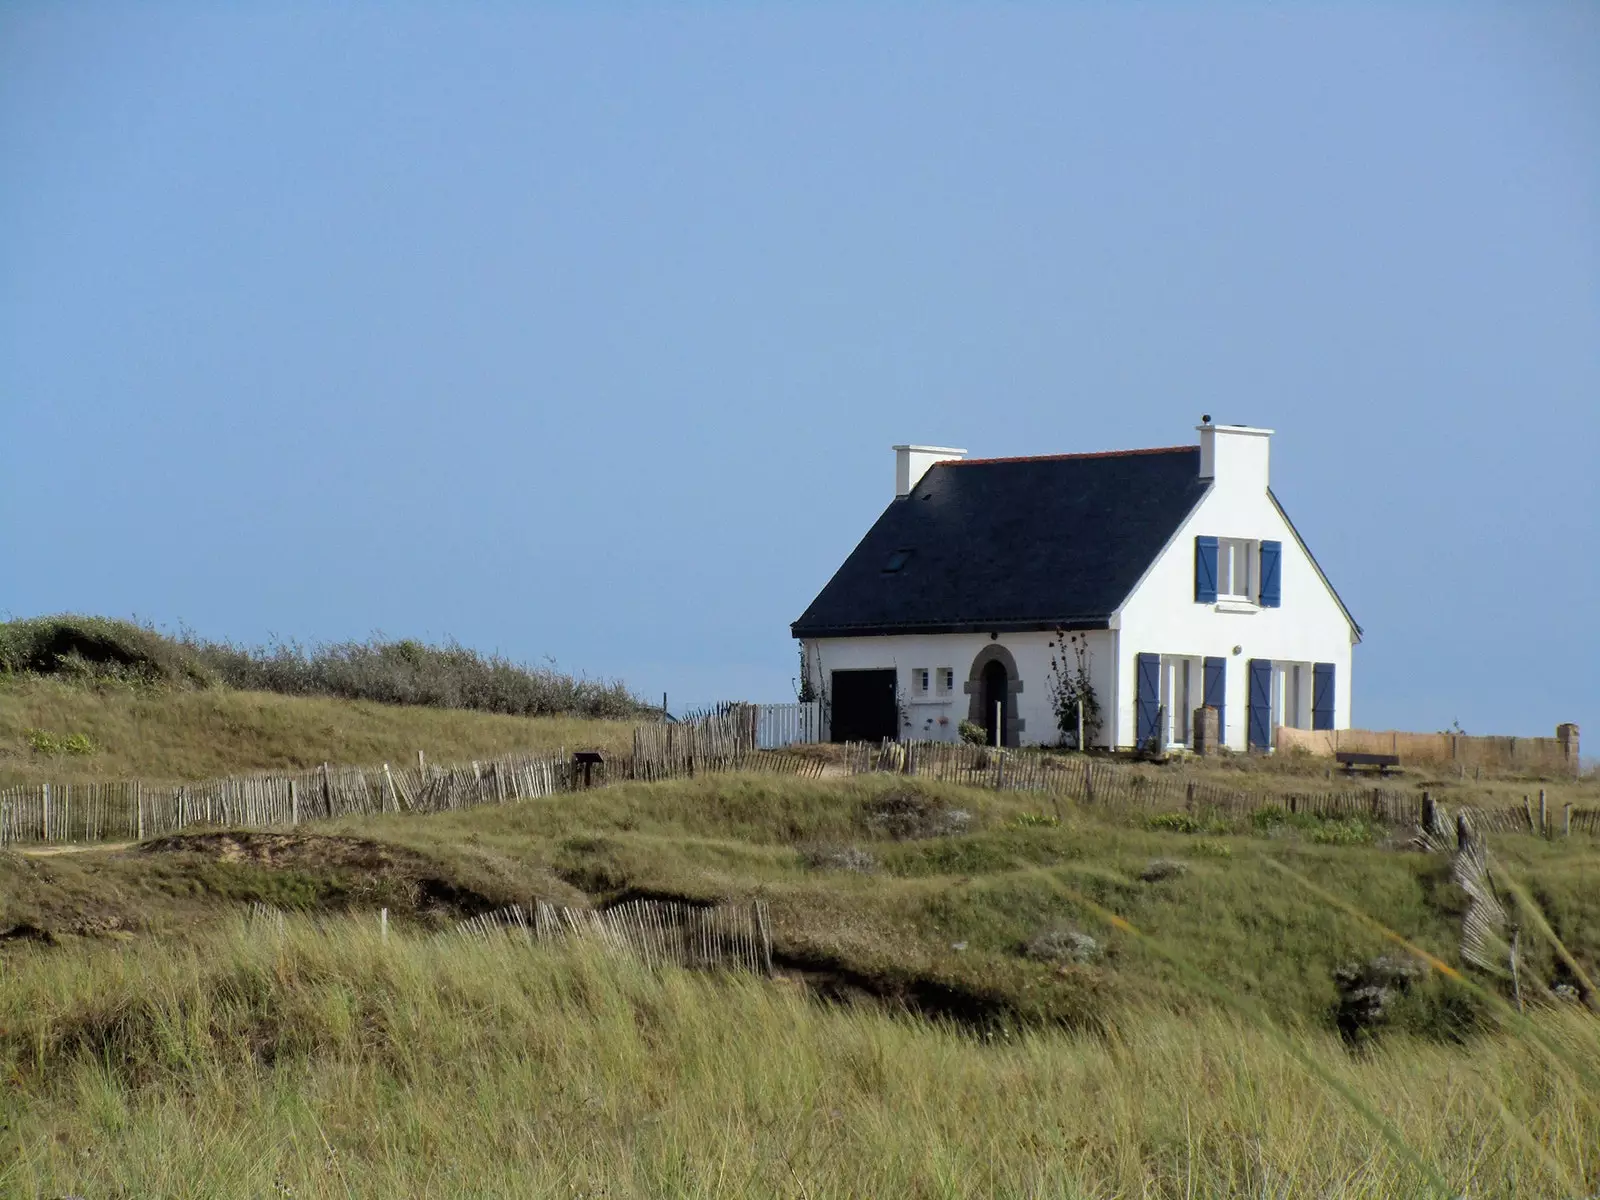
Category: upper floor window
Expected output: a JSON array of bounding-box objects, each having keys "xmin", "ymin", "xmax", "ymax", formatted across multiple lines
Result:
[
  {"xmin": 1195, "ymin": 536, "xmax": 1282, "ymax": 607},
  {"xmin": 1217, "ymin": 538, "xmax": 1256, "ymax": 600}
]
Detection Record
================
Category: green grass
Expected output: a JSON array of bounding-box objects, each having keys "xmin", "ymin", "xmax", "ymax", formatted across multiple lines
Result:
[
  {"xmin": 0, "ymin": 674, "xmax": 636, "ymax": 785},
  {"xmin": 9, "ymin": 773, "xmax": 1596, "ymax": 1034},
  {"xmin": 1, "ymin": 917, "xmax": 1597, "ymax": 1198},
  {"xmin": 3, "ymin": 771, "xmax": 1597, "ymax": 1196}
]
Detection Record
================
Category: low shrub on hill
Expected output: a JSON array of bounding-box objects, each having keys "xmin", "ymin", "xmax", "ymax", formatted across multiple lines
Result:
[{"xmin": 0, "ymin": 616, "xmax": 643, "ymax": 719}]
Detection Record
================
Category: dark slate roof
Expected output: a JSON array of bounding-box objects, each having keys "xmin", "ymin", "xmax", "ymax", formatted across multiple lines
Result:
[{"xmin": 791, "ymin": 446, "xmax": 1210, "ymax": 638}]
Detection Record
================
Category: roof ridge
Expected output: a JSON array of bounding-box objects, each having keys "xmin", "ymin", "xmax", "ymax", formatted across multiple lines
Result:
[{"xmin": 942, "ymin": 445, "xmax": 1195, "ymax": 467}]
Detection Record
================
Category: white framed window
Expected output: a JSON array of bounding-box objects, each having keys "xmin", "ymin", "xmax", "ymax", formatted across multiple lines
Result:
[
  {"xmin": 1217, "ymin": 538, "xmax": 1257, "ymax": 601},
  {"xmin": 938, "ymin": 667, "xmax": 954, "ymax": 695},
  {"xmin": 913, "ymin": 668, "xmax": 931, "ymax": 696}
]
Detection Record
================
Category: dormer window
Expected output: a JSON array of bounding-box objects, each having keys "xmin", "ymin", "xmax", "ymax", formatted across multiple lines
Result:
[{"xmin": 882, "ymin": 548, "xmax": 914, "ymax": 573}]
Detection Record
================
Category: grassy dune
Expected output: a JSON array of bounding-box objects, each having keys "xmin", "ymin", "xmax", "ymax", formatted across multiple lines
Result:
[
  {"xmin": 6, "ymin": 774, "xmax": 1597, "ymax": 1033},
  {"xmin": 0, "ymin": 675, "xmax": 635, "ymax": 785},
  {"xmin": 2, "ymin": 918, "xmax": 1597, "ymax": 1198},
  {"xmin": 4, "ymin": 770, "xmax": 1597, "ymax": 1196}
]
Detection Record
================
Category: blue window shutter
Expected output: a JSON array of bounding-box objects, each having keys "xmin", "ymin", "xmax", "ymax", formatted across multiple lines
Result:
[
  {"xmin": 1247, "ymin": 659, "xmax": 1273, "ymax": 750},
  {"xmin": 1312, "ymin": 663, "xmax": 1335, "ymax": 731},
  {"xmin": 1135, "ymin": 653, "xmax": 1161, "ymax": 747},
  {"xmin": 1194, "ymin": 536, "xmax": 1218, "ymax": 603},
  {"xmin": 1203, "ymin": 656, "xmax": 1226, "ymax": 743},
  {"xmin": 1258, "ymin": 541, "xmax": 1282, "ymax": 608}
]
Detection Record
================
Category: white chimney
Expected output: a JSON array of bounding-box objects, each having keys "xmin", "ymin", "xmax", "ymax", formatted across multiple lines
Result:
[
  {"xmin": 894, "ymin": 444, "xmax": 966, "ymax": 498},
  {"xmin": 1196, "ymin": 421, "xmax": 1273, "ymax": 491}
]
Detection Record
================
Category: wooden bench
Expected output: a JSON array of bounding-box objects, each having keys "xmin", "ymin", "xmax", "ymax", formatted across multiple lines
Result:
[{"xmin": 1336, "ymin": 751, "xmax": 1401, "ymax": 776}]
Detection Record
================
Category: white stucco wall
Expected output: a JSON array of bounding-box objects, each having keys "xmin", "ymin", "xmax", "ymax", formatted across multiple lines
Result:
[
  {"xmin": 802, "ymin": 630, "xmax": 1116, "ymax": 747},
  {"xmin": 1111, "ymin": 428, "xmax": 1356, "ymax": 750}
]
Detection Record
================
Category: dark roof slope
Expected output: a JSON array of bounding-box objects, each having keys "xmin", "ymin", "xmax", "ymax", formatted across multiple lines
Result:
[{"xmin": 792, "ymin": 446, "xmax": 1209, "ymax": 638}]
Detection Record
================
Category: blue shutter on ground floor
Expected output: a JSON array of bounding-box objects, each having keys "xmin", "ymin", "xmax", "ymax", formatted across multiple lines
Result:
[
  {"xmin": 1135, "ymin": 653, "xmax": 1161, "ymax": 748},
  {"xmin": 1247, "ymin": 659, "xmax": 1273, "ymax": 751},
  {"xmin": 1312, "ymin": 663, "xmax": 1335, "ymax": 731},
  {"xmin": 1258, "ymin": 541, "xmax": 1282, "ymax": 608},
  {"xmin": 1194, "ymin": 536, "xmax": 1219, "ymax": 603},
  {"xmin": 1203, "ymin": 656, "xmax": 1226, "ymax": 742}
]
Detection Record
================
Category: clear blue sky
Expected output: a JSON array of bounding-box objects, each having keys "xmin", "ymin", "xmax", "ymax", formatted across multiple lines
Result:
[{"xmin": 3, "ymin": 4, "xmax": 1596, "ymax": 737}]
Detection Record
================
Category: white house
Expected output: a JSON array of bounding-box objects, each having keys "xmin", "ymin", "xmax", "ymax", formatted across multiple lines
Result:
[{"xmin": 791, "ymin": 422, "xmax": 1360, "ymax": 752}]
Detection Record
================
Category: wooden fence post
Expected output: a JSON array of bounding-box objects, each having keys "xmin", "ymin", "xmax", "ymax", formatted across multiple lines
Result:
[
  {"xmin": 1083, "ymin": 760, "xmax": 1094, "ymax": 805},
  {"xmin": 754, "ymin": 899, "xmax": 773, "ymax": 976},
  {"xmin": 1564, "ymin": 803, "xmax": 1572, "ymax": 839},
  {"xmin": 290, "ymin": 780, "xmax": 299, "ymax": 827},
  {"xmin": 135, "ymin": 781, "xmax": 144, "ymax": 841},
  {"xmin": 1185, "ymin": 782, "xmax": 1196, "ymax": 812},
  {"xmin": 41, "ymin": 782, "xmax": 50, "ymax": 843},
  {"xmin": 1538, "ymin": 789, "xmax": 1548, "ymax": 839}
]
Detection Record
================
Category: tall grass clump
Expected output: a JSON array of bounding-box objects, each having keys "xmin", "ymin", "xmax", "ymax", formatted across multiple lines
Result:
[
  {"xmin": 0, "ymin": 615, "xmax": 644, "ymax": 719},
  {"xmin": 1, "ymin": 916, "xmax": 1597, "ymax": 1198}
]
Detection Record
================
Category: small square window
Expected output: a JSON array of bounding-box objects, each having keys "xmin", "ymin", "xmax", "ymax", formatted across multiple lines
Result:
[
  {"xmin": 939, "ymin": 668, "xmax": 954, "ymax": 694},
  {"xmin": 913, "ymin": 668, "xmax": 931, "ymax": 695},
  {"xmin": 882, "ymin": 548, "xmax": 914, "ymax": 573}
]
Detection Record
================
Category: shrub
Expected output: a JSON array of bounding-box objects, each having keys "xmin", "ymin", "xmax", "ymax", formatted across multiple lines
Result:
[
  {"xmin": 1023, "ymin": 927, "xmax": 1100, "ymax": 964},
  {"xmin": 25, "ymin": 729, "xmax": 96, "ymax": 756},
  {"xmin": 1308, "ymin": 818, "xmax": 1379, "ymax": 846},
  {"xmin": 1011, "ymin": 812, "xmax": 1060, "ymax": 829},
  {"xmin": 0, "ymin": 616, "xmax": 645, "ymax": 720},
  {"xmin": 958, "ymin": 720, "xmax": 987, "ymax": 746},
  {"xmin": 1146, "ymin": 810, "xmax": 1230, "ymax": 836},
  {"xmin": 1139, "ymin": 858, "xmax": 1189, "ymax": 883},
  {"xmin": 861, "ymin": 790, "xmax": 972, "ymax": 840}
]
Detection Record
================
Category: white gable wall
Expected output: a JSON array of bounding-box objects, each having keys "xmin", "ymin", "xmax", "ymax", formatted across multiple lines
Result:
[
  {"xmin": 1112, "ymin": 466, "xmax": 1355, "ymax": 750},
  {"xmin": 803, "ymin": 629, "xmax": 1117, "ymax": 747}
]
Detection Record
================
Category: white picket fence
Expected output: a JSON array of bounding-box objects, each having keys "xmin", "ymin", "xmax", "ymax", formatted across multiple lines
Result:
[{"xmin": 755, "ymin": 701, "xmax": 822, "ymax": 749}]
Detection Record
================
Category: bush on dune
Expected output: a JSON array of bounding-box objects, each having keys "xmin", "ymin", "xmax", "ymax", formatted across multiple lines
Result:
[{"xmin": 0, "ymin": 616, "xmax": 644, "ymax": 720}]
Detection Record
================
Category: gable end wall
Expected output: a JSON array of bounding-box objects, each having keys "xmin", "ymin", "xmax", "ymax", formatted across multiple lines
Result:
[{"xmin": 1111, "ymin": 482, "xmax": 1354, "ymax": 750}]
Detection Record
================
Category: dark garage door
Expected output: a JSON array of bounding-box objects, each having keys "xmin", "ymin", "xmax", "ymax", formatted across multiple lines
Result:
[{"xmin": 830, "ymin": 669, "xmax": 899, "ymax": 744}]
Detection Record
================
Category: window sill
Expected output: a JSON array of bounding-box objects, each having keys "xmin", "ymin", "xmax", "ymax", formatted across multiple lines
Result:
[
  {"xmin": 910, "ymin": 697, "xmax": 954, "ymax": 707},
  {"xmin": 1214, "ymin": 599, "xmax": 1261, "ymax": 615}
]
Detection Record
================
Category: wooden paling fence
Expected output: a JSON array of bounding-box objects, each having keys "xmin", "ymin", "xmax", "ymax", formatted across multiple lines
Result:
[
  {"xmin": 845, "ymin": 739, "xmax": 1599, "ymax": 833},
  {"xmin": 0, "ymin": 710, "xmax": 822, "ymax": 849},
  {"xmin": 0, "ymin": 752, "xmax": 571, "ymax": 848},
  {"xmin": 457, "ymin": 898, "xmax": 774, "ymax": 975}
]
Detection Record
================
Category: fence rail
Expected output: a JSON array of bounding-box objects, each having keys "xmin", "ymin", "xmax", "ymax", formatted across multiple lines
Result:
[
  {"xmin": 6, "ymin": 719, "xmax": 1585, "ymax": 851},
  {"xmin": 842, "ymin": 739, "xmax": 1598, "ymax": 834}
]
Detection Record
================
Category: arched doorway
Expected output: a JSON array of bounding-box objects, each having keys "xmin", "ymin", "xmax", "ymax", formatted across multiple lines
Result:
[
  {"xmin": 981, "ymin": 659, "xmax": 1009, "ymax": 747},
  {"xmin": 965, "ymin": 643, "xmax": 1024, "ymax": 747}
]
